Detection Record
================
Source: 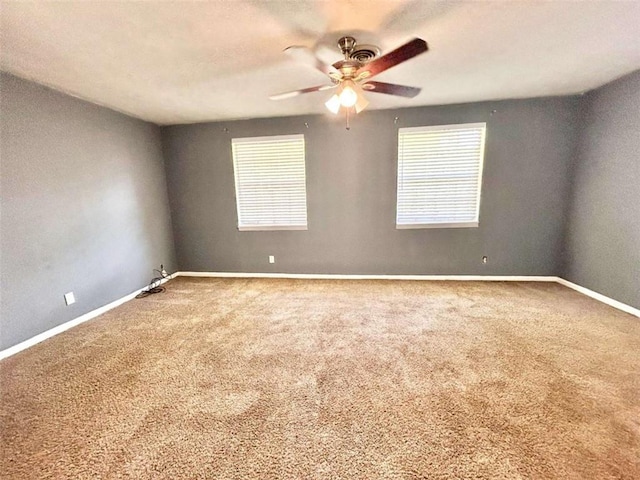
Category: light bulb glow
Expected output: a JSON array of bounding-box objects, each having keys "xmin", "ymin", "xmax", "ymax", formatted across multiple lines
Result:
[
  {"xmin": 325, "ymin": 81, "xmax": 369, "ymax": 116},
  {"xmin": 339, "ymin": 84, "xmax": 358, "ymax": 107}
]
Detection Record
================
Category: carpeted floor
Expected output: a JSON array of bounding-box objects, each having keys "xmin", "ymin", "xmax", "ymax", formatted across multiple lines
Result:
[{"xmin": 1, "ymin": 278, "xmax": 639, "ymax": 479}]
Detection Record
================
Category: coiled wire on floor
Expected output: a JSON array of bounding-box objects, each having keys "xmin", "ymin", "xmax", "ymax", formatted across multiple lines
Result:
[{"xmin": 136, "ymin": 267, "xmax": 170, "ymax": 298}]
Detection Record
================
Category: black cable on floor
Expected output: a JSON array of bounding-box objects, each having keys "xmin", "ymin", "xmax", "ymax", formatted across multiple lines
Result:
[{"xmin": 136, "ymin": 266, "xmax": 170, "ymax": 299}]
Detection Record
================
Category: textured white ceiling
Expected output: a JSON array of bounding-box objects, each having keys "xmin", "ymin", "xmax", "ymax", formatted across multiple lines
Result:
[{"xmin": 1, "ymin": 1, "xmax": 639, "ymax": 125}]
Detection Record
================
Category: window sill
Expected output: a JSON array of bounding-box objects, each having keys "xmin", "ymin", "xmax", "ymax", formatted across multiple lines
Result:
[
  {"xmin": 238, "ymin": 225, "xmax": 308, "ymax": 231},
  {"xmin": 396, "ymin": 222, "xmax": 479, "ymax": 229}
]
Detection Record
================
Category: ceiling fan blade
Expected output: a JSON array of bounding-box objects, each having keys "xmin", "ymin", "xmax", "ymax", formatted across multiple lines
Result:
[
  {"xmin": 269, "ymin": 84, "xmax": 336, "ymax": 101},
  {"xmin": 284, "ymin": 46, "xmax": 341, "ymax": 79},
  {"xmin": 358, "ymin": 38, "xmax": 428, "ymax": 78},
  {"xmin": 362, "ymin": 81, "xmax": 421, "ymax": 98}
]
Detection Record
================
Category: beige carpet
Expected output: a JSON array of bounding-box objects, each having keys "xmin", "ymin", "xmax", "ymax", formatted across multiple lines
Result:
[{"xmin": 1, "ymin": 278, "xmax": 639, "ymax": 479}]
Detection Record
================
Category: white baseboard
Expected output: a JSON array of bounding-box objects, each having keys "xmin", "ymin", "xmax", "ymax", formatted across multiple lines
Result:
[
  {"xmin": 2, "ymin": 272, "xmax": 636, "ymax": 360},
  {"xmin": 0, "ymin": 274, "xmax": 176, "ymax": 361},
  {"xmin": 176, "ymin": 271, "xmax": 559, "ymax": 282},
  {"xmin": 555, "ymin": 278, "xmax": 639, "ymax": 318}
]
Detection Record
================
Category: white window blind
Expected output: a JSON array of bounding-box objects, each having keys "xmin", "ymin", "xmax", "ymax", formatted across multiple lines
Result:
[
  {"xmin": 396, "ymin": 123, "xmax": 486, "ymax": 229},
  {"xmin": 232, "ymin": 134, "xmax": 308, "ymax": 231}
]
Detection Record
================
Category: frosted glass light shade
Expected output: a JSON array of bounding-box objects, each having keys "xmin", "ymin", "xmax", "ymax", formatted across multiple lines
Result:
[{"xmin": 325, "ymin": 94, "xmax": 341, "ymax": 114}]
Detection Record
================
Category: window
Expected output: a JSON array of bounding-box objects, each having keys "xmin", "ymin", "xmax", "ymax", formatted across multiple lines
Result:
[
  {"xmin": 232, "ymin": 134, "xmax": 308, "ymax": 231},
  {"xmin": 396, "ymin": 123, "xmax": 486, "ymax": 229}
]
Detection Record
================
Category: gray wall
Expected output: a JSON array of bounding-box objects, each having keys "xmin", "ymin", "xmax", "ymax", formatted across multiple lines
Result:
[
  {"xmin": 0, "ymin": 73, "xmax": 176, "ymax": 350},
  {"xmin": 563, "ymin": 70, "xmax": 640, "ymax": 309},
  {"xmin": 162, "ymin": 97, "xmax": 579, "ymax": 276},
  {"xmin": 1, "ymin": 68, "xmax": 635, "ymax": 353}
]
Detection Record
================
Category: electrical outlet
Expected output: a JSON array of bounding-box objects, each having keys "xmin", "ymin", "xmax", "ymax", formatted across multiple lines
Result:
[
  {"xmin": 64, "ymin": 292, "xmax": 76, "ymax": 306},
  {"xmin": 269, "ymin": 255, "xmax": 275, "ymax": 264}
]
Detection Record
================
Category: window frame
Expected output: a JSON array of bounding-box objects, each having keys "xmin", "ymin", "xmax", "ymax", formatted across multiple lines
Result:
[
  {"xmin": 395, "ymin": 122, "xmax": 486, "ymax": 230},
  {"xmin": 231, "ymin": 133, "xmax": 308, "ymax": 232}
]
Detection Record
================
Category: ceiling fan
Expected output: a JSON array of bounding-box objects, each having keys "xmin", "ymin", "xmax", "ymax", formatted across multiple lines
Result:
[{"xmin": 270, "ymin": 36, "xmax": 428, "ymax": 126}]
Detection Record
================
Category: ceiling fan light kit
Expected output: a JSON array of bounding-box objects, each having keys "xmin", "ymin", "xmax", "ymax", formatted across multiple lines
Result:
[
  {"xmin": 325, "ymin": 79, "xmax": 364, "ymax": 111},
  {"xmin": 271, "ymin": 36, "xmax": 428, "ymax": 129}
]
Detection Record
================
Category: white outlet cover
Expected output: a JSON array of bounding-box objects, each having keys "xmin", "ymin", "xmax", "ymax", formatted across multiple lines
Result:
[
  {"xmin": 64, "ymin": 292, "xmax": 75, "ymax": 305},
  {"xmin": 269, "ymin": 255, "xmax": 275, "ymax": 264}
]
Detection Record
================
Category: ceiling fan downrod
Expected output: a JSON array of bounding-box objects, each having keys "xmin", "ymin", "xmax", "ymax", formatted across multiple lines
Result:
[{"xmin": 338, "ymin": 36, "xmax": 357, "ymax": 60}]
